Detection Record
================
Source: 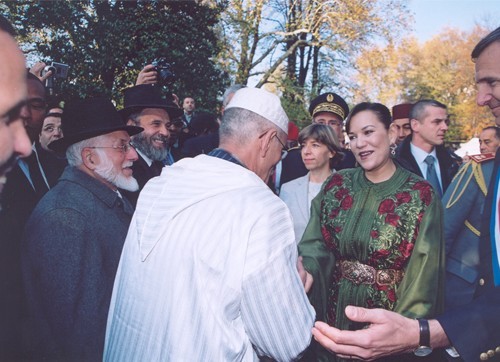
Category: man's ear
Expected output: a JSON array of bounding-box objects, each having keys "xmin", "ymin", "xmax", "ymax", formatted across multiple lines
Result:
[
  {"xmin": 82, "ymin": 148, "xmax": 97, "ymax": 170},
  {"xmin": 259, "ymin": 130, "xmax": 275, "ymax": 158},
  {"xmin": 410, "ymin": 118, "xmax": 419, "ymax": 133}
]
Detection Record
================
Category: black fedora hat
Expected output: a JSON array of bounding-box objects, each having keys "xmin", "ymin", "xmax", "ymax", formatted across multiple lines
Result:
[
  {"xmin": 49, "ymin": 97, "xmax": 143, "ymax": 153},
  {"xmin": 120, "ymin": 84, "xmax": 183, "ymax": 120}
]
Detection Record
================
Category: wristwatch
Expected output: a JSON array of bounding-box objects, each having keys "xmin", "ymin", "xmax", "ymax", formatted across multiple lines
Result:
[{"xmin": 414, "ymin": 318, "xmax": 433, "ymax": 357}]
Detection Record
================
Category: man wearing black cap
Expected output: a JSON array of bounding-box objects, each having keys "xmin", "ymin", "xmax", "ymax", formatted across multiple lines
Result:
[
  {"xmin": 120, "ymin": 84, "xmax": 183, "ymax": 206},
  {"xmin": 279, "ymin": 92, "xmax": 356, "ymax": 189},
  {"xmin": 21, "ymin": 97, "xmax": 143, "ymax": 361}
]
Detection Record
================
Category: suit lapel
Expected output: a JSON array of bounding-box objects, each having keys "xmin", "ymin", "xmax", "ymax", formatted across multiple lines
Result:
[{"xmin": 295, "ymin": 174, "xmax": 310, "ymax": 221}]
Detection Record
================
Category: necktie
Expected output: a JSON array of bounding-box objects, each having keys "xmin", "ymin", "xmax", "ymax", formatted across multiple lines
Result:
[{"xmin": 424, "ymin": 155, "xmax": 442, "ymax": 197}]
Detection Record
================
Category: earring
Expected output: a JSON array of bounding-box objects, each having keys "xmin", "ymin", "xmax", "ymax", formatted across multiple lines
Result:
[{"xmin": 390, "ymin": 143, "xmax": 396, "ymax": 157}]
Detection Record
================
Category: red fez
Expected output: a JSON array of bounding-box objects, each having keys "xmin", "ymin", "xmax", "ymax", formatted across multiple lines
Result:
[
  {"xmin": 288, "ymin": 121, "xmax": 299, "ymax": 141},
  {"xmin": 392, "ymin": 103, "xmax": 413, "ymax": 121}
]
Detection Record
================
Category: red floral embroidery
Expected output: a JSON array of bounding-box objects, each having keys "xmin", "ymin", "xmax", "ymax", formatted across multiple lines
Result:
[
  {"xmin": 335, "ymin": 188, "xmax": 349, "ymax": 200},
  {"xmin": 395, "ymin": 192, "xmax": 412, "ymax": 205},
  {"xmin": 378, "ymin": 199, "xmax": 395, "ymax": 214},
  {"xmin": 325, "ymin": 174, "xmax": 343, "ymax": 191},
  {"xmin": 413, "ymin": 181, "xmax": 433, "ymax": 206},
  {"xmin": 398, "ymin": 239, "xmax": 414, "ymax": 258},
  {"xmin": 341, "ymin": 195, "xmax": 353, "ymax": 210},
  {"xmin": 371, "ymin": 249, "xmax": 390, "ymax": 260},
  {"xmin": 331, "ymin": 173, "xmax": 343, "ymax": 186},
  {"xmin": 329, "ymin": 208, "xmax": 340, "ymax": 219},
  {"xmin": 370, "ymin": 230, "xmax": 379, "ymax": 239},
  {"xmin": 385, "ymin": 213, "xmax": 400, "ymax": 227},
  {"xmin": 387, "ymin": 288, "xmax": 396, "ymax": 302}
]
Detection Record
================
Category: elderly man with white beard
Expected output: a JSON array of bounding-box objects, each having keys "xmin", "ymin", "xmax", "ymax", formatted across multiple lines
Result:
[{"xmin": 21, "ymin": 97, "xmax": 143, "ymax": 361}]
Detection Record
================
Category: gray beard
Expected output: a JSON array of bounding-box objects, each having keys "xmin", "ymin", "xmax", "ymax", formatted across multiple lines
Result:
[{"xmin": 132, "ymin": 132, "xmax": 169, "ymax": 162}]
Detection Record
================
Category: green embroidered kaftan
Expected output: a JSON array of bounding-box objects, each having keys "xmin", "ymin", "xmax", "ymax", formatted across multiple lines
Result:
[{"xmin": 299, "ymin": 166, "xmax": 445, "ymax": 361}]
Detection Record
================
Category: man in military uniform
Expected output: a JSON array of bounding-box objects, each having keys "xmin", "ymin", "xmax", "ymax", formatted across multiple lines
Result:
[
  {"xmin": 442, "ymin": 152, "xmax": 495, "ymax": 311},
  {"xmin": 479, "ymin": 126, "xmax": 500, "ymax": 154},
  {"xmin": 278, "ymin": 92, "xmax": 355, "ymax": 189}
]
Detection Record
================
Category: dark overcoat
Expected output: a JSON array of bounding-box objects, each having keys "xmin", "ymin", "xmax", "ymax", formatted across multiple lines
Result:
[{"xmin": 21, "ymin": 166, "xmax": 134, "ymax": 361}]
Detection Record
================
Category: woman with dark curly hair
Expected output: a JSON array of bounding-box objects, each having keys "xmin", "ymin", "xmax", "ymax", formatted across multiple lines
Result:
[{"xmin": 299, "ymin": 102, "xmax": 445, "ymax": 361}]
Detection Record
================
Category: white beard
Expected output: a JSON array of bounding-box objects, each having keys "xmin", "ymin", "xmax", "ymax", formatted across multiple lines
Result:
[{"xmin": 94, "ymin": 154, "xmax": 139, "ymax": 192}]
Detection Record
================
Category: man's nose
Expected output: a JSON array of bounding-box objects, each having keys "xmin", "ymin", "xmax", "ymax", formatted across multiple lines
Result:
[{"xmin": 476, "ymin": 83, "xmax": 492, "ymax": 107}]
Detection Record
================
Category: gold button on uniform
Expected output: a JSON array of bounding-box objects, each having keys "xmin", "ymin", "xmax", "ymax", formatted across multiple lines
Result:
[
  {"xmin": 479, "ymin": 278, "xmax": 485, "ymax": 286},
  {"xmin": 480, "ymin": 352, "xmax": 488, "ymax": 360},
  {"xmin": 488, "ymin": 350, "xmax": 495, "ymax": 357}
]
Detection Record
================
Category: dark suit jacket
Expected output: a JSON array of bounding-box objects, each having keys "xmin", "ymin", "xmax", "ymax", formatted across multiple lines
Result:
[
  {"xmin": 122, "ymin": 154, "xmax": 162, "ymax": 207},
  {"xmin": 0, "ymin": 162, "xmax": 38, "ymax": 360},
  {"xmin": 436, "ymin": 149, "xmax": 500, "ymax": 361},
  {"xmin": 181, "ymin": 132, "xmax": 219, "ymax": 158},
  {"xmin": 0, "ymin": 149, "xmax": 66, "ymax": 360},
  {"xmin": 395, "ymin": 137, "xmax": 459, "ymax": 194},
  {"xmin": 21, "ymin": 167, "xmax": 134, "ymax": 360}
]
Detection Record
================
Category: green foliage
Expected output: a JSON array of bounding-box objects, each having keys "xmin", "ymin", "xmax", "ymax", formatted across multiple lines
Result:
[{"xmin": 2, "ymin": 0, "xmax": 229, "ymax": 111}]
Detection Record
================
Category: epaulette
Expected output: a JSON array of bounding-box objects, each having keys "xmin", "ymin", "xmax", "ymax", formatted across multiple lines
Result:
[
  {"xmin": 445, "ymin": 154, "xmax": 491, "ymax": 208},
  {"xmin": 288, "ymin": 145, "xmax": 301, "ymax": 151},
  {"xmin": 470, "ymin": 152, "xmax": 495, "ymax": 163}
]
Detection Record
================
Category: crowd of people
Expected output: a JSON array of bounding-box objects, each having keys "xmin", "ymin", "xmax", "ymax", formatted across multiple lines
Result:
[{"xmin": 0, "ymin": 13, "xmax": 499, "ymax": 362}]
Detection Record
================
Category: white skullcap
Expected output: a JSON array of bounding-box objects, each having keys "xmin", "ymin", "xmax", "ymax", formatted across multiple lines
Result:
[{"xmin": 224, "ymin": 87, "xmax": 289, "ymax": 134}]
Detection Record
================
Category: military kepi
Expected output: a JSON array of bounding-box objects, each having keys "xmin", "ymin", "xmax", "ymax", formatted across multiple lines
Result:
[{"xmin": 309, "ymin": 92, "xmax": 349, "ymax": 120}]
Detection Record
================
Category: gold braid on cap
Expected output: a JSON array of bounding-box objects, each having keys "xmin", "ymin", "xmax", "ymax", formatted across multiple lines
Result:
[{"xmin": 312, "ymin": 103, "xmax": 345, "ymax": 120}]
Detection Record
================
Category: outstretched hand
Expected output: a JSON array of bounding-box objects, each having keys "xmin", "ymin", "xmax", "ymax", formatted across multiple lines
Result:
[{"xmin": 312, "ymin": 306, "xmax": 419, "ymax": 361}]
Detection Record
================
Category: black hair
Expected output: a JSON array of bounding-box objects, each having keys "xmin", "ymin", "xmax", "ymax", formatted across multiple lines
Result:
[
  {"xmin": 0, "ymin": 15, "xmax": 16, "ymax": 36},
  {"xmin": 482, "ymin": 125, "xmax": 500, "ymax": 140},
  {"xmin": 471, "ymin": 27, "xmax": 500, "ymax": 59},
  {"xmin": 345, "ymin": 102, "xmax": 391, "ymax": 133}
]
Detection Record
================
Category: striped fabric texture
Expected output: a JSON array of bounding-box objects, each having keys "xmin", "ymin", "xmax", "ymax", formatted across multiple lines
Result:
[{"xmin": 104, "ymin": 154, "xmax": 315, "ymax": 361}]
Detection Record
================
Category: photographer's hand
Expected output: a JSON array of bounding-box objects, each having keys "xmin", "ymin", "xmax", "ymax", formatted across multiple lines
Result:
[
  {"xmin": 136, "ymin": 64, "xmax": 158, "ymax": 85},
  {"xmin": 30, "ymin": 61, "xmax": 52, "ymax": 82}
]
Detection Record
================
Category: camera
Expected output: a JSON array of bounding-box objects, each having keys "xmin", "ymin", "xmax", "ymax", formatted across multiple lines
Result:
[
  {"xmin": 151, "ymin": 58, "xmax": 176, "ymax": 85},
  {"xmin": 42, "ymin": 62, "xmax": 69, "ymax": 79},
  {"xmin": 41, "ymin": 61, "xmax": 69, "ymax": 96}
]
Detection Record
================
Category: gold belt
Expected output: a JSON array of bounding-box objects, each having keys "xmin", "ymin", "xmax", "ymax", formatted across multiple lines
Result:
[{"xmin": 340, "ymin": 260, "xmax": 404, "ymax": 286}]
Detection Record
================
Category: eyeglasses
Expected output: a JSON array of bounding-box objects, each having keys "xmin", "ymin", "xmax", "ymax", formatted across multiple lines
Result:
[
  {"xmin": 274, "ymin": 135, "xmax": 289, "ymax": 159},
  {"xmin": 88, "ymin": 141, "xmax": 134, "ymax": 153},
  {"xmin": 259, "ymin": 130, "xmax": 289, "ymax": 159}
]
